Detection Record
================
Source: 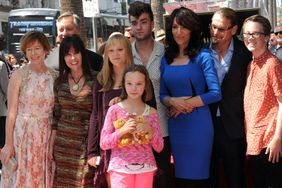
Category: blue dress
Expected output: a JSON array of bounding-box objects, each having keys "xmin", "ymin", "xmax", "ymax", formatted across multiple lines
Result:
[{"xmin": 160, "ymin": 48, "xmax": 221, "ymax": 179}]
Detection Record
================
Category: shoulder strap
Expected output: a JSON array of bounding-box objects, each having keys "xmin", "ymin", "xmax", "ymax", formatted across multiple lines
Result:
[{"xmin": 143, "ymin": 104, "xmax": 151, "ymax": 116}]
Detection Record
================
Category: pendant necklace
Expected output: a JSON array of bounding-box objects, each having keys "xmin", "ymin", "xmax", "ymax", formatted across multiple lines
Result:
[{"xmin": 70, "ymin": 74, "xmax": 83, "ymax": 91}]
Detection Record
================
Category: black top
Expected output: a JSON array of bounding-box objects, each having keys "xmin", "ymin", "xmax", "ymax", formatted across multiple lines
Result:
[
  {"xmin": 209, "ymin": 37, "xmax": 252, "ymax": 139},
  {"xmin": 86, "ymin": 49, "xmax": 103, "ymax": 72}
]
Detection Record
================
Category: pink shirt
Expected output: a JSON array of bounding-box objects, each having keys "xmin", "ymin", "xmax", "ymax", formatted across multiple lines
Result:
[
  {"xmin": 100, "ymin": 103, "xmax": 164, "ymax": 173},
  {"xmin": 244, "ymin": 50, "xmax": 282, "ymax": 155}
]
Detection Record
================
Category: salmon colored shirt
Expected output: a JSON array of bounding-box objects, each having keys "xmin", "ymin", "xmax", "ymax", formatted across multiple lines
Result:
[{"xmin": 244, "ymin": 50, "xmax": 282, "ymax": 155}]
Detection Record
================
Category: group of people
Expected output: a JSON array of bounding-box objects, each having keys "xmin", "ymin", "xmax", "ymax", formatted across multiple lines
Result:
[{"xmin": 0, "ymin": 2, "xmax": 281, "ymax": 188}]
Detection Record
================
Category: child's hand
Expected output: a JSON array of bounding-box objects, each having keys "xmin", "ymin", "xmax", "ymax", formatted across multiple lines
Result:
[
  {"xmin": 88, "ymin": 156, "xmax": 99, "ymax": 168},
  {"xmin": 136, "ymin": 122, "xmax": 153, "ymax": 135},
  {"xmin": 117, "ymin": 119, "xmax": 136, "ymax": 137},
  {"xmin": 265, "ymin": 137, "xmax": 282, "ymax": 163}
]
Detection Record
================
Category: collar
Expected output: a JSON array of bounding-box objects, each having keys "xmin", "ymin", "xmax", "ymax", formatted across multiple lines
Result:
[
  {"xmin": 209, "ymin": 38, "xmax": 234, "ymax": 55},
  {"xmin": 253, "ymin": 49, "xmax": 271, "ymax": 64},
  {"xmin": 132, "ymin": 40, "xmax": 164, "ymax": 60}
]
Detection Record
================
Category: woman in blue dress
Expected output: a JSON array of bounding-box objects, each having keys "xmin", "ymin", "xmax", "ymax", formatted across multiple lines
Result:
[{"xmin": 160, "ymin": 7, "xmax": 221, "ymax": 188}]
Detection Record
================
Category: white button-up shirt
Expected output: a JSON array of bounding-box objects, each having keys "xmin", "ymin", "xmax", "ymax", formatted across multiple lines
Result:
[{"xmin": 132, "ymin": 41, "xmax": 168, "ymax": 137}]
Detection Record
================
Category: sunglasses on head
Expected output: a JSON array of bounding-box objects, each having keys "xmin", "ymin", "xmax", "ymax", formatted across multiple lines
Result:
[{"xmin": 274, "ymin": 31, "xmax": 282, "ymax": 35}]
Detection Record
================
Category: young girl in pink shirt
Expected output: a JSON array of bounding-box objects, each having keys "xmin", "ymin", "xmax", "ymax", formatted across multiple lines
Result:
[{"xmin": 100, "ymin": 65, "xmax": 164, "ymax": 188}]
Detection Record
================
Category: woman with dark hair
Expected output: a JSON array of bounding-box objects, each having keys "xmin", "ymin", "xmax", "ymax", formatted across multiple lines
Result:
[
  {"xmin": 50, "ymin": 35, "xmax": 95, "ymax": 187},
  {"xmin": 160, "ymin": 7, "xmax": 221, "ymax": 187}
]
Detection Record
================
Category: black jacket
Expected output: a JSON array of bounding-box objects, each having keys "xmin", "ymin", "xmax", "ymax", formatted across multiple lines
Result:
[{"xmin": 209, "ymin": 37, "xmax": 252, "ymax": 139}]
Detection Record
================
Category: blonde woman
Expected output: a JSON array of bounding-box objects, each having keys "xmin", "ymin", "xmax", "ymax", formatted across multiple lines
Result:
[{"xmin": 87, "ymin": 33, "xmax": 134, "ymax": 188}]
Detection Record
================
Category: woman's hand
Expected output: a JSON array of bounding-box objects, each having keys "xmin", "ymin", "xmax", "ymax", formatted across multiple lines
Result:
[
  {"xmin": 48, "ymin": 130, "xmax": 56, "ymax": 161},
  {"xmin": 0, "ymin": 144, "xmax": 15, "ymax": 165},
  {"xmin": 48, "ymin": 143, "xmax": 54, "ymax": 161},
  {"xmin": 169, "ymin": 108, "xmax": 182, "ymax": 117},
  {"xmin": 117, "ymin": 118, "xmax": 136, "ymax": 137},
  {"xmin": 171, "ymin": 96, "xmax": 193, "ymax": 112},
  {"xmin": 109, "ymin": 97, "xmax": 122, "ymax": 106},
  {"xmin": 265, "ymin": 137, "xmax": 282, "ymax": 163},
  {"xmin": 167, "ymin": 96, "xmax": 194, "ymax": 117}
]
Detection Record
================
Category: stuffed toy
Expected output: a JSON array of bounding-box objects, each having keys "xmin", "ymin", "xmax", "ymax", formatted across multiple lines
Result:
[
  {"xmin": 133, "ymin": 115, "xmax": 153, "ymax": 144},
  {"xmin": 113, "ymin": 114, "xmax": 153, "ymax": 147},
  {"xmin": 113, "ymin": 118, "xmax": 135, "ymax": 147}
]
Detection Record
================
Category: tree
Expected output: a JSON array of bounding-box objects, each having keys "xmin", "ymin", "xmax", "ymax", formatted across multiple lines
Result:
[
  {"xmin": 11, "ymin": 0, "xmax": 19, "ymax": 7},
  {"xmin": 59, "ymin": 0, "xmax": 87, "ymax": 43},
  {"xmin": 151, "ymin": 0, "xmax": 165, "ymax": 37}
]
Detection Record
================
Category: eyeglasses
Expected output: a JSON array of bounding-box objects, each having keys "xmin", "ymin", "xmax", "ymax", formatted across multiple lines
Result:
[
  {"xmin": 274, "ymin": 31, "xmax": 282, "ymax": 35},
  {"xmin": 242, "ymin": 32, "xmax": 266, "ymax": 39},
  {"xmin": 209, "ymin": 24, "xmax": 233, "ymax": 33}
]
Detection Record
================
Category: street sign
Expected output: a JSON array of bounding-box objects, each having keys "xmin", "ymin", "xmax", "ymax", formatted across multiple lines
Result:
[{"xmin": 82, "ymin": 0, "xmax": 100, "ymax": 18}]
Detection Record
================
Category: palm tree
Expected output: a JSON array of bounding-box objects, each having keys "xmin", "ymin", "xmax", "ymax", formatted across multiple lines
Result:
[
  {"xmin": 151, "ymin": 0, "xmax": 166, "ymax": 37},
  {"xmin": 59, "ymin": 0, "xmax": 87, "ymax": 43}
]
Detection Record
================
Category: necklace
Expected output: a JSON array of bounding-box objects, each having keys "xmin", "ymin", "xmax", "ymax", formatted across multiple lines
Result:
[{"xmin": 70, "ymin": 74, "xmax": 83, "ymax": 91}]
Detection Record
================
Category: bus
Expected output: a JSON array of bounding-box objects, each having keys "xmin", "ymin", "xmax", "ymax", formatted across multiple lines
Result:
[{"xmin": 7, "ymin": 8, "xmax": 59, "ymax": 55}]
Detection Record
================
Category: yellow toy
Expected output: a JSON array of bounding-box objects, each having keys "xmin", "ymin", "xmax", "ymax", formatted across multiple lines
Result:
[
  {"xmin": 113, "ymin": 114, "xmax": 153, "ymax": 147},
  {"xmin": 113, "ymin": 118, "xmax": 135, "ymax": 147},
  {"xmin": 134, "ymin": 115, "xmax": 153, "ymax": 144}
]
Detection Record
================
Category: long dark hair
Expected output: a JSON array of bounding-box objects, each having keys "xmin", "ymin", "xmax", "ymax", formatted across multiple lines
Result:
[
  {"xmin": 120, "ymin": 65, "xmax": 152, "ymax": 103},
  {"xmin": 55, "ymin": 35, "xmax": 91, "ymax": 88},
  {"xmin": 165, "ymin": 7, "xmax": 203, "ymax": 64}
]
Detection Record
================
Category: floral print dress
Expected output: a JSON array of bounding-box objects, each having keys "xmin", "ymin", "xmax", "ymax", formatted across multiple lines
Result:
[{"xmin": 0, "ymin": 65, "xmax": 56, "ymax": 188}]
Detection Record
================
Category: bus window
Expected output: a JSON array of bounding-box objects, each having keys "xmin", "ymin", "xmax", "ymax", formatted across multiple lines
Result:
[{"xmin": 8, "ymin": 8, "xmax": 59, "ymax": 55}]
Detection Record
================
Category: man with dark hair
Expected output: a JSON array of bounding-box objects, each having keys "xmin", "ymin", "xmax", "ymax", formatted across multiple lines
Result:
[
  {"xmin": 209, "ymin": 7, "xmax": 252, "ymax": 188},
  {"xmin": 128, "ymin": 2, "xmax": 173, "ymax": 188},
  {"xmin": 0, "ymin": 33, "xmax": 9, "ymax": 173},
  {"xmin": 46, "ymin": 12, "xmax": 103, "ymax": 71}
]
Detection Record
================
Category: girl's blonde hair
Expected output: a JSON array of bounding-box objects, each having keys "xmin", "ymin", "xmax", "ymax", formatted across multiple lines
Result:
[{"xmin": 97, "ymin": 32, "xmax": 134, "ymax": 91}]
